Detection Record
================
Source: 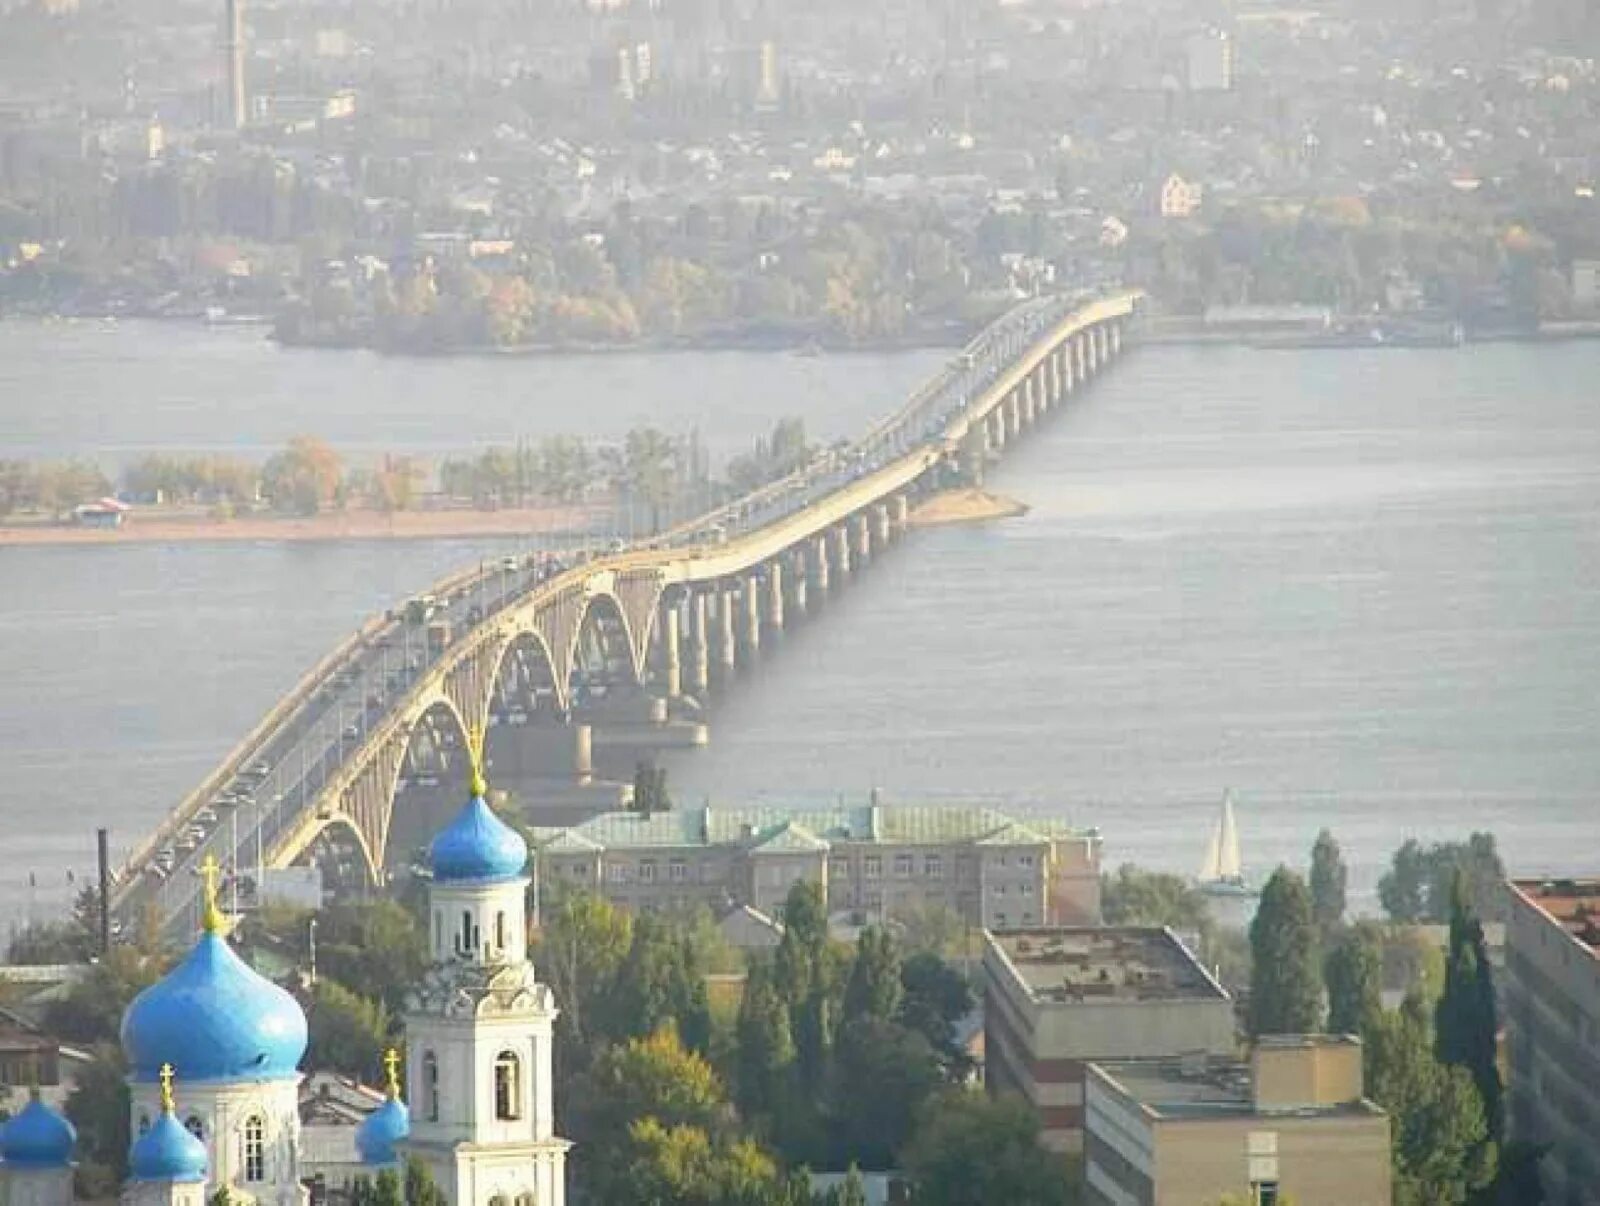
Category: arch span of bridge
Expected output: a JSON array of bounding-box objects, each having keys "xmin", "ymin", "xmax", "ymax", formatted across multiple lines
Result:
[{"xmin": 111, "ymin": 291, "xmax": 1141, "ymax": 935}]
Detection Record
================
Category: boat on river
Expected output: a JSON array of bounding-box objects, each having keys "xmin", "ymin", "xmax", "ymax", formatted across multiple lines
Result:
[{"xmin": 1198, "ymin": 791, "xmax": 1258, "ymax": 899}]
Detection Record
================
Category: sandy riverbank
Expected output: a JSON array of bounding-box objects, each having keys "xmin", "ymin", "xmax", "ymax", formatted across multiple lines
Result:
[
  {"xmin": 908, "ymin": 488, "xmax": 1030, "ymax": 528},
  {"xmin": 0, "ymin": 505, "xmax": 592, "ymax": 548}
]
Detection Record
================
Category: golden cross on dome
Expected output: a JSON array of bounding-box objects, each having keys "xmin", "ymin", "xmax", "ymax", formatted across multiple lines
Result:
[
  {"xmin": 199, "ymin": 853, "xmax": 225, "ymax": 934},
  {"xmin": 466, "ymin": 723, "xmax": 488, "ymax": 798},
  {"xmin": 383, "ymin": 1048, "xmax": 402, "ymax": 1099},
  {"xmin": 159, "ymin": 1063, "xmax": 176, "ymax": 1113}
]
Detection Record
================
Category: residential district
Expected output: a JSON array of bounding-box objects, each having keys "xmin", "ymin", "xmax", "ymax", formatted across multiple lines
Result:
[{"xmin": 0, "ymin": 758, "xmax": 1593, "ymax": 1205}]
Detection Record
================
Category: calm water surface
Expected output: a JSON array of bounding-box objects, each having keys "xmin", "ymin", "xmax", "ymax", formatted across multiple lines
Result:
[{"xmin": 3, "ymin": 323, "xmax": 1598, "ymax": 928}]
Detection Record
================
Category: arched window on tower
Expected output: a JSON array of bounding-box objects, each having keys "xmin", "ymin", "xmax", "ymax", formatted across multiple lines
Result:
[
  {"xmin": 242, "ymin": 1114, "xmax": 266, "ymax": 1183},
  {"xmin": 459, "ymin": 910, "xmax": 473, "ymax": 955},
  {"xmin": 493, "ymin": 1051, "xmax": 522, "ymax": 1121},
  {"xmin": 423, "ymin": 1051, "xmax": 440, "ymax": 1122},
  {"xmin": 183, "ymin": 1115, "xmax": 204, "ymax": 1140},
  {"xmin": 495, "ymin": 910, "xmax": 508, "ymax": 954},
  {"xmin": 138, "ymin": 1114, "xmax": 151, "ymax": 1137}
]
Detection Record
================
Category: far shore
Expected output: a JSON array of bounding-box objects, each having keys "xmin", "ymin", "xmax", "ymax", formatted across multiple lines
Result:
[{"xmin": 0, "ymin": 505, "xmax": 594, "ymax": 549}]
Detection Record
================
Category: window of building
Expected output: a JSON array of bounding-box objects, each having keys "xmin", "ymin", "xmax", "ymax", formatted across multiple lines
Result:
[
  {"xmin": 864, "ymin": 857, "xmax": 882, "ymax": 879},
  {"xmin": 495, "ymin": 910, "xmax": 509, "ymax": 952},
  {"xmin": 459, "ymin": 910, "xmax": 476, "ymax": 954},
  {"xmin": 640, "ymin": 860, "xmax": 656, "ymax": 883},
  {"xmin": 1019, "ymin": 854, "xmax": 1035, "ymax": 869},
  {"xmin": 242, "ymin": 1114, "xmax": 265, "ymax": 1183},
  {"xmin": 994, "ymin": 912, "xmax": 1008, "ymax": 928},
  {"xmin": 184, "ymin": 1115, "xmax": 204, "ymax": 1139},
  {"xmin": 669, "ymin": 860, "xmax": 687, "ymax": 882},
  {"xmin": 1020, "ymin": 883, "xmax": 1034, "ymax": 896},
  {"xmin": 433, "ymin": 910, "xmax": 442, "ymax": 950},
  {"xmin": 924, "ymin": 855, "xmax": 943, "ymax": 879},
  {"xmin": 515, "ymin": 1194, "xmax": 535, "ymax": 1206},
  {"xmin": 1252, "ymin": 1182, "xmax": 1280, "ymax": 1206},
  {"xmin": 1022, "ymin": 912, "xmax": 1036, "ymax": 926},
  {"xmin": 866, "ymin": 891, "xmax": 883, "ymax": 910},
  {"xmin": 829, "ymin": 859, "xmax": 849, "ymax": 881},
  {"xmin": 893, "ymin": 854, "xmax": 913, "ymax": 878},
  {"xmin": 138, "ymin": 1114, "xmax": 151, "ymax": 1137},
  {"xmin": 494, "ymin": 1051, "xmax": 523, "ymax": 1121},
  {"xmin": 993, "ymin": 884, "xmax": 1007, "ymax": 896},
  {"xmin": 423, "ymin": 1051, "xmax": 440, "ymax": 1122},
  {"xmin": 568, "ymin": 863, "xmax": 588, "ymax": 878},
  {"xmin": 606, "ymin": 863, "xmax": 626, "ymax": 883}
]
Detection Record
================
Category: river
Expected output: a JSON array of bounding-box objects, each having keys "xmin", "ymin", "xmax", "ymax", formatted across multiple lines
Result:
[{"xmin": 3, "ymin": 321, "xmax": 1598, "ymax": 930}]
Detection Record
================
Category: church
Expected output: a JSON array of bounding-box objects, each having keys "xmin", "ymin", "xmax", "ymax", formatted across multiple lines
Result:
[{"xmin": 0, "ymin": 765, "xmax": 568, "ymax": 1206}]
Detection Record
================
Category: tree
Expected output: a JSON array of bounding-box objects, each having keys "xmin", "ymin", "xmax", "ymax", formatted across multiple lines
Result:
[
  {"xmin": 261, "ymin": 435, "xmax": 343, "ymax": 514},
  {"xmin": 842, "ymin": 927, "xmax": 901, "ymax": 1024},
  {"xmin": 608, "ymin": 914, "xmax": 712, "ymax": 1054},
  {"xmin": 774, "ymin": 880, "xmax": 837, "ymax": 1090},
  {"xmin": 831, "ymin": 1017, "xmax": 944, "ymax": 1170},
  {"xmin": 1100, "ymin": 864, "xmax": 1211, "ymax": 930},
  {"xmin": 1309, "ymin": 829, "xmax": 1348, "ymax": 937},
  {"xmin": 897, "ymin": 952, "xmax": 976, "ymax": 1077},
  {"xmin": 1247, "ymin": 868, "xmax": 1322, "ymax": 1037},
  {"xmin": 1324, "ymin": 922, "xmax": 1383, "ymax": 1038},
  {"xmin": 1366, "ymin": 995, "xmax": 1496, "ymax": 1206},
  {"xmin": 1435, "ymin": 874, "xmax": 1503, "ymax": 1144},
  {"xmin": 735, "ymin": 960, "xmax": 795, "ymax": 1122},
  {"xmin": 306, "ymin": 979, "xmax": 389, "ymax": 1079},
  {"xmin": 1379, "ymin": 834, "xmax": 1505, "ymax": 924},
  {"xmin": 902, "ymin": 1092, "xmax": 1070, "ymax": 1206},
  {"xmin": 64, "ymin": 1050, "xmax": 130, "ymax": 1195},
  {"xmin": 579, "ymin": 1027, "xmax": 725, "ymax": 1142},
  {"xmin": 1380, "ymin": 840, "xmax": 1430, "ymax": 923},
  {"xmin": 817, "ymin": 1166, "xmax": 870, "ymax": 1206},
  {"xmin": 46, "ymin": 943, "xmax": 168, "ymax": 1047},
  {"xmin": 534, "ymin": 890, "xmax": 632, "ymax": 1059},
  {"xmin": 404, "ymin": 1155, "xmax": 447, "ymax": 1206}
]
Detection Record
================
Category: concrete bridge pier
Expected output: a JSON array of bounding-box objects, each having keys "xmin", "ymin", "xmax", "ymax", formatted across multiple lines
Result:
[
  {"xmin": 742, "ymin": 574, "xmax": 762, "ymax": 656},
  {"xmin": 873, "ymin": 503, "xmax": 892, "ymax": 549},
  {"xmin": 658, "ymin": 599, "xmax": 682, "ymax": 700},
  {"xmin": 852, "ymin": 511, "xmax": 872, "ymax": 565},
  {"xmin": 1074, "ymin": 334, "xmax": 1087, "ymax": 382},
  {"xmin": 765, "ymin": 562, "xmax": 785, "ymax": 635},
  {"xmin": 1023, "ymin": 377, "xmax": 1038, "ymax": 427},
  {"xmin": 832, "ymin": 524, "xmax": 852, "ymax": 579},
  {"xmin": 716, "ymin": 587, "xmax": 737, "ymax": 675},
  {"xmin": 1110, "ymin": 322, "xmax": 1122, "ymax": 357},
  {"xmin": 687, "ymin": 592, "xmax": 709, "ymax": 695},
  {"xmin": 988, "ymin": 409, "xmax": 1006, "ymax": 453},
  {"xmin": 1087, "ymin": 327, "xmax": 1102, "ymax": 374},
  {"xmin": 891, "ymin": 494, "xmax": 911, "ymax": 533},
  {"xmin": 811, "ymin": 535, "xmax": 831, "ymax": 598},
  {"xmin": 788, "ymin": 559, "xmax": 809, "ymax": 618}
]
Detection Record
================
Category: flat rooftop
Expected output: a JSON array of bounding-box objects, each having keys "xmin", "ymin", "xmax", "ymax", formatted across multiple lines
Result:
[
  {"xmin": 1511, "ymin": 878, "xmax": 1600, "ymax": 955},
  {"xmin": 987, "ymin": 926, "xmax": 1229, "ymax": 1005},
  {"xmin": 1093, "ymin": 1049, "xmax": 1384, "ymax": 1122}
]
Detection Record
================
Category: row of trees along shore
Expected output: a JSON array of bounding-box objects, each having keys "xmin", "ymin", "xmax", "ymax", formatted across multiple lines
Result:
[
  {"xmin": 5, "ymin": 826, "xmax": 1537, "ymax": 1205},
  {"xmin": 0, "ymin": 418, "xmax": 814, "ymax": 523}
]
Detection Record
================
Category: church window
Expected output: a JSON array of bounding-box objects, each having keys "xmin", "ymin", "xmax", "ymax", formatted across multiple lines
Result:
[
  {"xmin": 242, "ymin": 1114, "xmax": 265, "ymax": 1183},
  {"xmin": 184, "ymin": 1115, "xmax": 204, "ymax": 1139},
  {"xmin": 494, "ymin": 1051, "xmax": 523, "ymax": 1121},
  {"xmin": 515, "ymin": 1193, "xmax": 535, "ymax": 1206},
  {"xmin": 423, "ymin": 1052, "xmax": 440, "ymax": 1121},
  {"xmin": 138, "ymin": 1114, "xmax": 151, "ymax": 1136},
  {"xmin": 433, "ymin": 910, "xmax": 442, "ymax": 950},
  {"xmin": 460, "ymin": 910, "xmax": 475, "ymax": 954},
  {"xmin": 495, "ymin": 911, "xmax": 508, "ymax": 952}
]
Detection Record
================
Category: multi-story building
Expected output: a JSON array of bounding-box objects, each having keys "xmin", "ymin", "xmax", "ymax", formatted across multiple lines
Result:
[
  {"xmin": 533, "ymin": 803, "xmax": 1101, "ymax": 929},
  {"xmin": 982, "ymin": 927, "xmax": 1235, "ymax": 1153},
  {"xmin": 1501, "ymin": 877, "xmax": 1600, "ymax": 1205},
  {"xmin": 1083, "ymin": 1037, "xmax": 1392, "ymax": 1206}
]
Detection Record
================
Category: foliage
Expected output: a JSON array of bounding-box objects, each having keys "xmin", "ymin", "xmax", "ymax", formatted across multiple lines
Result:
[
  {"xmin": 261, "ymin": 435, "xmax": 343, "ymax": 514},
  {"xmin": 46, "ymin": 943, "xmax": 169, "ymax": 1046},
  {"xmin": 734, "ymin": 960, "xmax": 796, "ymax": 1124},
  {"xmin": 889, "ymin": 901, "xmax": 970, "ymax": 959},
  {"xmin": 608, "ymin": 913, "xmax": 713, "ymax": 1055},
  {"xmin": 830, "ymin": 1016, "xmax": 943, "ymax": 1170},
  {"xmin": 1100, "ymin": 864, "xmax": 1211, "ymax": 930},
  {"xmin": 1247, "ymin": 867, "xmax": 1322, "ymax": 1037},
  {"xmin": 631, "ymin": 760, "xmax": 673, "ymax": 816},
  {"xmin": 532, "ymin": 890, "xmax": 632, "ymax": 1059},
  {"xmin": 897, "ymin": 951, "xmax": 976, "ymax": 1078},
  {"xmin": 814, "ymin": 1167, "xmax": 870, "ymax": 1206},
  {"xmin": 404, "ymin": 1155, "xmax": 448, "ymax": 1206},
  {"xmin": 902, "ymin": 1091, "xmax": 1072, "ymax": 1206},
  {"xmin": 1324, "ymin": 922, "xmax": 1384, "ymax": 1038},
  {"xmin": 1435, "ymin": 874, "xmax": 1503, "ymax": 1144},
  {"xmin": 1366, "ymin": 994, "xmax": 1497, "ymax": 1206},
  {"xmin": 306, "ymin": 978, "xmax": 389, "ymax": 1079},
  {"xmin": 774, "ymin": 880, "xmax": 839, "ymax": 1092},
  {"xmin": 841, "ymin": 926, "xmax": 901, "ymax": 1025},
  {"xmin": 1379, "ymin": 834, "xmax": 1504, "ymax": 924},
  {"xmin": 64, "ymin": 1048, "xmax": 130, "ymax": 1193},
  {"xmin": 7, "ymin": 919, "xmax": 93, "ymax": 965},
  {"xmin": 578, "ymin": 1027, "xmax": 727, "ymax": 1140},
  {"xmin": 0, "ymin": 458, "xmax": 111, "ymax": 517},
  {"xmin": 1309, "ymin": 829, "xmax": 1348, "ymax": 937},
  {"xmin": 254, "ymin": 898, "xmax": 426, "ymax": 1018}
]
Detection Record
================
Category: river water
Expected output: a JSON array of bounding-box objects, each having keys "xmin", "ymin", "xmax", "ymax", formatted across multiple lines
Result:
[{"xmin": 3, "ymin": 321, "xmax": 1597, "ymax": 929}]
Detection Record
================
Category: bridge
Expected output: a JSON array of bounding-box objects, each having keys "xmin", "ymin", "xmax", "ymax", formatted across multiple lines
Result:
[{"xmin": 109, "ymin": 290, "xmax": 1142, "ymax": 936}]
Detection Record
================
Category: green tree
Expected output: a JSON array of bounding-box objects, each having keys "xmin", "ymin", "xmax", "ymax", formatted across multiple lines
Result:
[
  {"xmin": 1248, "ymin": 867, "xmax": 1322, "ymax": 1037},
  {"xmin": 1435, "ymin": 874, "xmax": 1503, "ymax": 1144},
  {"xmin": 735, "ymin": 960, "xmax": 795, "ymax": 1122},
  {"xmin": 1309, "ymin": 829, "xmax": 1348, "ymax": 937},
  {"xmin": 897, "ymin": 951, "xmax": 976, "ymax": 1078},
  {"xmin": 372, "ymin": 1170, "xmax": 404, "ymax": 1206},
  {"xmin": 46, "ymin": 944, "xmax": 168, "ymax": 1047},
  {"xmin": 261, "ymin": 435, "xmax": 343, "ymax": 514},
  {"xmin": 404, "ymin": 1155, "xmax": 447, "ymax": 1206},
  {"xmin": 1101, "ymin": 864, "xmax": 1211, "ymax": 930},
  {"xmin": 579, "ymin": 1027, "xmax": 725, "ymax": 1141},
  {"xmin": 774, "ymin": 880, "xmax": 837, "ymax": 1091},
  {"xmin": 534, "ymin": 890, "xmax": 632, "ymax": 1059},
  {"xmin": 306, "ymin": 979, "xmax": 389, "ymax": 1079},
  {"xmin": 1367, "ymin": 995, "xmax": 1496, "ymax": 1205},
  {"xmin": 64, "ymin": 1052, "xmax": 130, "ymax": 1195},
  {"xmin": 831, "ymin": 1017, "xmax": 944, "ymax": 1170},
  {"xmin": 1379, "ymin": 834, "xmax": 1505, "ymax": 924},
  {"xmin": 902, "ymin": 1091, "xmax": 1070, "ymax": 1206},
  {"xmin": 1324, "ymin": 922, "xmax": 1383, "ymax": 1038},
  {"xmin": 817, "ymin": 1166, "xmax": 870, "ymax": 1206},
  {"xmin": 842, "ymin": 927, "xmax": 901, "ymax": 1024},
  {"xmin": 609, "ymin": 914, "xmax": 712, "ymax": 1054}
]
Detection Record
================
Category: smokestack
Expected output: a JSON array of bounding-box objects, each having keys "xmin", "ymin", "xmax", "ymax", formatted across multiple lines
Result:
[
  {"xmin": 96, "ymin": 827, "xmax": 111, "ymax": 956},
  {"xmin": 224, "ymin": 0, "xmax": 246, "ymax": 129}
]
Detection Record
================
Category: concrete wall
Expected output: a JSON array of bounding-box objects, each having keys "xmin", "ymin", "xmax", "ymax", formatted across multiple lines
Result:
[{"xmin": 1150, "ymin": 1114, "xmax": 1392, "ymax": 1206}]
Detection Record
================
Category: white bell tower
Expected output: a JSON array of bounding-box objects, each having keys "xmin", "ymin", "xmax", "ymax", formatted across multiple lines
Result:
[{"xmin": 400, "ymin": 752, "xmax": 568, "ymax": 1206}]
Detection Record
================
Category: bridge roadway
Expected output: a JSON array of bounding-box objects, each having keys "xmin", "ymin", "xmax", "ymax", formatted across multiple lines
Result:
[{"xmin": 109, "ymin": 290, "xmax": 1141, "ymax": 936}]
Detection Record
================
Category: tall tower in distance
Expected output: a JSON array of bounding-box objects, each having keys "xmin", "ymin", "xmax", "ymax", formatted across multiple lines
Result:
[{"xmin": 223, "ymin": 0, "xmax": 246, "ymax": 129}]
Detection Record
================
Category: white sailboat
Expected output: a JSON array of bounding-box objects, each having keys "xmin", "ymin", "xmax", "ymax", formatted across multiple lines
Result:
[{"xmin": 1198, "ymin": 791, "xmax": 1257, "ymax": 898}]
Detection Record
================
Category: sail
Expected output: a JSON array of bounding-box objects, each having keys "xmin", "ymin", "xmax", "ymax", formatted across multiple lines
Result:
[
  {"xmin": 1199, "ymin": 812, "xmax": 1223, "ymax": 881},
  {"xmin": 1216, "ymin": 793, "xmax": 1243, "ymax": 881}
]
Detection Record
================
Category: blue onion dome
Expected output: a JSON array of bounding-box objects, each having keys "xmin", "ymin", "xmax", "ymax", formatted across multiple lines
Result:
[
  {"xmin": 356, "ymin": 1097, "xmax": 410, "ymax": 1166},
  {"xmin": 429, "ymin": 773, "xmax": 528, "ymax": 883},
  {"xmin": 0, "ymin": 1093, "xmax": 76, "ymax": 1167},
  {"xmin": 121, "ymin": 922, "xmax": 308, "ymax": 1084},
  {"xmin": 130, "ymin": 1113, "xmax": 208, "ymax": 1183}
]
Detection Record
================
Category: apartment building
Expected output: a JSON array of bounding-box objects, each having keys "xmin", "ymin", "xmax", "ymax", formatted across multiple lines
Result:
[
  {"xmin": 982, "ymin": 927, "xmax": 1236, "ymax": 1153},
  {"xmin": 1502, "ymin": 877, "xmax": 1600, "ymax": 1205},
  {"xmin": 1084, "ymin": 1037, "xmax": 1392, "ymax": 1206},
  {"xmin": 533, "ymin": 803, "xmax": 1101, "ymax": 928}
]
